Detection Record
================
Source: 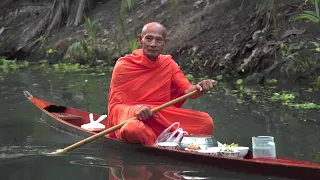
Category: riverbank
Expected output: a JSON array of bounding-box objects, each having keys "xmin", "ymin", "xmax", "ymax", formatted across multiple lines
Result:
[{"xmin": 0, "ymin": 0, "xmax": 319, "ymax": 90}]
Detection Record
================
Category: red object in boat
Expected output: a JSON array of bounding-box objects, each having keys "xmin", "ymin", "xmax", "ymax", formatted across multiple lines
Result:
[{"xmin": 23, "ymin": 91, "xmax": 320, "ymax": 180}]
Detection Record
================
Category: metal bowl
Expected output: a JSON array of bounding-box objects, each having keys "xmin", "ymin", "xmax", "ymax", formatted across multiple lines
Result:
[{"xmin": 179, "ymin": 134, "xmax": 218, "ymax": 150}]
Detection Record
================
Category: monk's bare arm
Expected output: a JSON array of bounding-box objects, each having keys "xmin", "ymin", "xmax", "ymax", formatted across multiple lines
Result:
[
  {"xmin": 184, "ymin": 85, "xmax": 203, "ymax": 99},
  {"xmin": 171, "ymin": 60, "xmax": 216, "ymax": 99},
  {"xmin": 185, "ymin": 79, "xmax": 217, "ymax": 99}
]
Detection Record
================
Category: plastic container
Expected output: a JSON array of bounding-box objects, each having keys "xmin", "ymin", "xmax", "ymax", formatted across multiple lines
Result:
[{"xmin": 252, "ymin": 136, "xmax": 276, "ymax": 159}]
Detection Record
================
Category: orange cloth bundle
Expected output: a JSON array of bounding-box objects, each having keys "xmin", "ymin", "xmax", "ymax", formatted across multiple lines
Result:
[{"xmin": 107, "ymin": 49, "xmax": 214, "ymax": 145}]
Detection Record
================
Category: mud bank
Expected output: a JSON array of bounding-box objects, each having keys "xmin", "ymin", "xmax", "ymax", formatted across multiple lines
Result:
[{"xmin": 0, "ymin": 0, "xmax": 319, "ymax": 86}]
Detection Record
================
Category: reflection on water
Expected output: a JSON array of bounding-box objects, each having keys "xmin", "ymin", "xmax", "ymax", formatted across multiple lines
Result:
[
  {"xmin": 1, "ymin": 150, "xmax": 289, "ymax": 180},
  {"xmin": 0, "ymin": 69, "xmax": 319, "ymax": 179}
]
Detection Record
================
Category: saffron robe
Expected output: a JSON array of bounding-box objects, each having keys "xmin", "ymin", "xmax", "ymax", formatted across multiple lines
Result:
[{"xmin": 107, "ymin": 49, "xmax": 214, "ymax": 145}]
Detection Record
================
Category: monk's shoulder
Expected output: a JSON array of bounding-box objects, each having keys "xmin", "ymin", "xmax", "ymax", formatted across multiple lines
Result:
[
  {"xmin": 160, "ymin": 54, "xmax": 181, "ymax": 69},
  {"xmin": 160, "ymin": 54, "xmax": 175, "ymax": 64},
  {"xmin": 114, "ymin": 58, "xmax": 125, "ymax": 68}
]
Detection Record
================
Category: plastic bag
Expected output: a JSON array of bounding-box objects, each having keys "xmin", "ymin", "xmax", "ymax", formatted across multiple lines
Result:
[{"xmin": 154, "ymin": 122, "xmax": 188, "ymax": 145}]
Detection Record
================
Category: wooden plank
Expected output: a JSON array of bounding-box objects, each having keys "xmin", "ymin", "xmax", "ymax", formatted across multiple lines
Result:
[{"xmin": 51, "ymin": 112, "xmax": 82, "ymax": 120}]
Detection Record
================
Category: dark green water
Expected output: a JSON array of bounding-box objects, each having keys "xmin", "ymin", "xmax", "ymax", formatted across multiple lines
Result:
[{"xmin": 0, "ymin": 69, "xmax": 319, "ymax": 180}]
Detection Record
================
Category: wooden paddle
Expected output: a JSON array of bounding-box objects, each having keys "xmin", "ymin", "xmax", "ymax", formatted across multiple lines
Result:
[{"xmin": 49, "ymin": 90, "xmax": 198, "ymax": 155}]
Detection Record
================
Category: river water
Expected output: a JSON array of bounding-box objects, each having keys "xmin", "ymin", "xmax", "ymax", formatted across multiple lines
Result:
[{"xmin": 0, "ymin": 68, "xmax": 319, "ymax": 180}]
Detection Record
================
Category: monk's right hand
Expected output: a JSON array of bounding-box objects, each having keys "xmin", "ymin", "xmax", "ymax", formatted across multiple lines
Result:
[{"xmin": 135, "ymin": 105, "xmax": 157, "ymax": 121}]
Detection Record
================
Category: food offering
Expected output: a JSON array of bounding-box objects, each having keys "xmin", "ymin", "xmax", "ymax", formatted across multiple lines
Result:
[
  {"xmin": 185, "ymin": 143, "xmax": 201, "ymax": 152},
  {"xmin": 218, "ymin": 142, "xmax": 249, "ymax": 158},
  {"xmin": 219, "ymin": 142, "xmax": 239, "ymax": 147},
  {"xmin": 184, "ymin": 142, "xmax": 248, "ymax": 159}
]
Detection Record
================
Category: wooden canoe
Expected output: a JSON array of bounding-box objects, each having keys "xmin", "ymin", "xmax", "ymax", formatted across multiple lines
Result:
[{"xmin": 23, "ymin": 91, "xmax": 320, "ymax": 180}]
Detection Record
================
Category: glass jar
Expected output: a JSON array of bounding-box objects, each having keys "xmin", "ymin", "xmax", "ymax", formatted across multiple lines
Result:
[{"xmin": 252, "ymin": 136, "xmax": 276, "ymax": 159}]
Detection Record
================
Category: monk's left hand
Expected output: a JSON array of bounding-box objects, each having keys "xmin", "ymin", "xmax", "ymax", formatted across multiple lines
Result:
[{"xmin": 196, "ymin": 79, "xmax": 217, "ymax": 94}]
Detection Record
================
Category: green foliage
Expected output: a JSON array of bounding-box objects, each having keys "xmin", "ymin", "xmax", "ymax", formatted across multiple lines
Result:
[
  {"xmin": 311, "ymin": 75, "xmax": 320, "ymax": 90},
  {"xmin": 170, "ymin": 0, "xmax": 179, "ymax": 9},
  {"xmin": 185, "ymin": 74, "xmax": 196, "ymax": 83},
  {"xmin": 236, "ymin": 79, "xmax": 244, "ymax": 92},
  {"xmin": 30, "ymin": 59, "xmax": 113, "ymax": 74},
  {"xmin": 119, "ymin": 0, "xmax": 141, "ymax": 54},
  {"xmin": 216, "ymin": 75, "xmax": 223, "ymax": 81},
  {"xmin": 295, "ymin": 0, "xmax": 320, "ymax": 24},
  {"xmin": 123, "ymin": 0, "xmax": 136, "ymax": 10},
  {"xmin": 271, "ymin": 92, "xmax": 296, "ymax": 102},
  {"xmin": 37, "ymin": 36, "xmax": 59, "ymax": 62},
  {"xmin": 120, "ymin": 0, "xmax": 137, "ymax": 38},
  {"xmin": 0, "ymin": 58, "xmax": 29, "ymax": 74},
  {"xmin": 67, "ymin": 41, "xmax": 96, "ymax": 65},
  {"xmin": 84, "ymin": 16, "xmax": 101, "ymax": 45},
  {"xmin": 311, "ymin": 42, "xmax": 320, "ymax": 52},
  {"xmin": 119, "ymin": 0, "xmax": 179, "ymax": 54},
  {"xmin": 184, "ymin": 73, "xmax": 211, "ymax": 84},
  {"xmin": 279, "ymin": 42, "xmax": 319, "ymax": 76},
  {"xmin": 286, "ymin": 102, "xmax": 319, "ymax": 109},
  {"xmin": 265, "ymin": 79, "xmax": 278, "ymax": 84},
  {"xmin": 255, "ymin": 0, "xmax": 280, "ymax": 39},
  {"xmin": 129, "ymin": 38, "xmax": 139, "ymax": 53},
  {"xmin": 66, "ymin": 17, "xmax": 106, "ymax": 65},
  {"xmin": 184, "ymin": 55, "xmax": 206, "ymax": 74}
]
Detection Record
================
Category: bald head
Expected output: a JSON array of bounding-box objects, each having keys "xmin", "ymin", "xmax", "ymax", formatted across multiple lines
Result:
[
  {"xmin": 141, "ymin": 22, "xmax": 167, "ymax": 39},
  {"xmin": 137, "ymin": 22, "xmax": 169, "ymax": 61}
]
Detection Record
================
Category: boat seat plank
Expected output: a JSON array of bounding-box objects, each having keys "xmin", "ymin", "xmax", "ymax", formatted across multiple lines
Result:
[{"xmin": 51, "ymin": 112, "xmax": 82, "ymax": 120}]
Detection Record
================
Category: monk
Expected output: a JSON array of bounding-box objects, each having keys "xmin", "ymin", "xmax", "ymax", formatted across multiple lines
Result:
[{"xmin": 107, "ymin": 22, "xmax": 216, "ymax": 145}]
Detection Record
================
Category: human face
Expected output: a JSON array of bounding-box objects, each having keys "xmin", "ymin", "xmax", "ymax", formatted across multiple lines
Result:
[{"xmin": 138, "ymin": 28, "xmax": 168, "ymax": 61}]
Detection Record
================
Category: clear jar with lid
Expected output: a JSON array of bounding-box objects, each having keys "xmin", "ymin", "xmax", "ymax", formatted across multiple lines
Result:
[{"xmin": 252, "ymin": 136, "xmax": 276, "ymax": 159}]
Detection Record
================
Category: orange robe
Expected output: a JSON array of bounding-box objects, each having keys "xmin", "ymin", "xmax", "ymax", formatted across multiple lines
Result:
[{"xmin": 107, "ymin": 49, "xmax": 214, "ymax": 145}]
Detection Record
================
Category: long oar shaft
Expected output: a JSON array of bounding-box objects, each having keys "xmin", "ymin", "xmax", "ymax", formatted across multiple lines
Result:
[{"xmin": 50, "ymin": 90, "xmax": 198, "ymax": 154}]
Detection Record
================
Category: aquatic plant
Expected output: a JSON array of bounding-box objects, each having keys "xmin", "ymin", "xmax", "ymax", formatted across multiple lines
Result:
[
  {"xmin": 236, "ymin": 79, "xmax": 244, "ymax": 92},
  {"xmin": 271, "ymin": 92, "xmax": 296, "ymax": 102},
  {"xmin": 265, "ymin": 79, "xmax": 278, "ymax": 84},
  {"xmin": 216, "ymin": 75, "xmax": 223, "ymax": 81},
  {"xmin": 0, "ymin": 58, "xmax": 30, "ymax": 74},
  {"xmin": 285, "ymin": 102, "xmax": 319, "ymax": 109},
  {"xmin": 185, "ymin": 74, "xmax": 196, "ymax": 83}
]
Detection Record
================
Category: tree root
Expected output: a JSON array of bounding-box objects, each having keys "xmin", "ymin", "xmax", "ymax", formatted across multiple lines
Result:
[{"xmin": 22, "ymin": 0, "xmax": 92, "ymax": 51}]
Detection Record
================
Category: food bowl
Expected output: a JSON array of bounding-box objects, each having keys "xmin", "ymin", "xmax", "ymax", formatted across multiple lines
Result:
[
  {"xmin": 197, "ymin": 149, "xmax": 220, "ymax": 156},
  {"xmin": 206, "ymin": 147, "xmax": 221, "ymax": 151},
  {"xmin": 157, "ymin": 142, "xmax": 179, "ymax": 150},
  {"xmin": 233, "ymin": 146, "xmax": 249, "ymax": 158},
  {"xmin": 220, "ymin": 149, "xmax": 240, "ymax": 158},
  {"xmin": 219, "ymin": 146, "xmax": 249, "ymax": 158},
  {"xmin": 179, "ymin": 134, "xmax": 218, "ymax": 150}
]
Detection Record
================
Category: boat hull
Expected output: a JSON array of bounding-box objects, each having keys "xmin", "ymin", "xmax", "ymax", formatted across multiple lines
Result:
[{"xmin": 25, "ymin": 91, "xmax": 320, "ymax": 180}]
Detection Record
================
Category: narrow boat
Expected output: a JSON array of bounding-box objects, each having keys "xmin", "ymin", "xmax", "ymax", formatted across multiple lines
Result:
[{"xmin": 23, "ymin": 91, "xmax": 320, "ymax": 180}]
